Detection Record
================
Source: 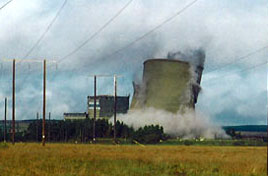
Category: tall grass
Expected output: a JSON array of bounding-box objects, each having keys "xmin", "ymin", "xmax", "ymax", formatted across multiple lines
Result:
[{"xmin": 0, "ymin": 143, "xmax": 266, "ymax": 176}]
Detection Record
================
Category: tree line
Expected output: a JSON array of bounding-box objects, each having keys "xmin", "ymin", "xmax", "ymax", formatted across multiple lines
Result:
[{"xmin": 0, "ymin": 119, "xmax": 167, "ymax": 144}]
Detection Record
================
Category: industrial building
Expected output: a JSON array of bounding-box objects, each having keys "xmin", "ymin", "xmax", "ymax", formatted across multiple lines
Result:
[
  {"xmin": 131, "ymin": 57, "xmax": 204, "ymax": 113},
  {"xmin": 87, "ymin": 95, "xmax": 130, "ymax": 119},
  {"xmin": 63, "ymin": 95, "xmax": 130, "ymax": 120},
  {"xmin": 63, "ymin": 112, "xmax": 87, "ymax": 120}
]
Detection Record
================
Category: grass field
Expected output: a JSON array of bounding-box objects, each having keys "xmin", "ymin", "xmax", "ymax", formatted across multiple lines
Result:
[{"xmin": 0, "ymin": 143, "xmax": 266, "ymax": 176}]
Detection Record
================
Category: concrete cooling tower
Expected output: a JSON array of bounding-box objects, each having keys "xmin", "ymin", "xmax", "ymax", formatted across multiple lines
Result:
[{"xmin": 131, "ymin": 58, "xmax": 204, "ymax": 113}]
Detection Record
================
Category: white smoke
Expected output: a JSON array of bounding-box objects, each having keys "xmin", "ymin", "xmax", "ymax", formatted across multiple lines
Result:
[{"xmin": 114, "ymin": 108, "xmax": 229, "ymax": 139}]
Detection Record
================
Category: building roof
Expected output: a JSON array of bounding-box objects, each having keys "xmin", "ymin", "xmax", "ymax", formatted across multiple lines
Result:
[
  {"xmin": 63, "ymin": 112, "xmax": 87, "ymax": 117},
  {"xmin": 87, "ymin": 95, "xmax": 130, "ymax": 98},
  {"xmin": 144, "ymin": 58, "xmax": 190, "ymax": 65}
]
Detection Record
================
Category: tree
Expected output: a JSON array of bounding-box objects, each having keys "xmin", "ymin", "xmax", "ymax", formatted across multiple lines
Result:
[{"xmin": 132, "ymin": 125, "xmax": 166, "ymax": 144}]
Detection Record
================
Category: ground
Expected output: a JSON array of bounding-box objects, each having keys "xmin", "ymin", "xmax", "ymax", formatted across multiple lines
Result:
[{"xmin": 0, "ymin": 143, "xmax": 266, "ymax": 176}]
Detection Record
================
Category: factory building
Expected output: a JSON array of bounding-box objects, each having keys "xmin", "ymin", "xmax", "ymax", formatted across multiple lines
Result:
[
  {"xmin": 131, "ymin": 57, "xmax": 204, "ymax": 113},
  {"xmin": 87, "ymin": 95, "xmax": 130, "ymax": 119},
  {"xmin": 63, "ymin": 95, "xmax": 130, "ymax": 120}
]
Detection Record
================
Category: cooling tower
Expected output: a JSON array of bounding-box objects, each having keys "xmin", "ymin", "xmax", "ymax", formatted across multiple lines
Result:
[{"xmin": 131, "ymin": 59, "xmax": 198, "ymax": 113}]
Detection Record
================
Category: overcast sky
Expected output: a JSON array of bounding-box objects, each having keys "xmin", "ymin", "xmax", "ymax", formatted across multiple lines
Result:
[{"xmin": 0, "ymin": 0, "xmax": 267, "ymax": 126}]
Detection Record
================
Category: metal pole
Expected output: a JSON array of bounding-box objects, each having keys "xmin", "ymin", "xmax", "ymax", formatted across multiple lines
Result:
[
  {"xmin": 42, "ymin": 59, "xmax": 46, "ymax": 146},
  {"xmin": 36, "ymin": 112, "xmax": 39, "ymax": 142},
  {"xmin": 12, "ymin": 59, "xmax": 15, "ymax": 145},
  {"xmin": 93, "ymin": 75, "xmax": 96, "ymax": 142},
  {"xmin": 4, "ymin": 97, "xmax": 7, "ymax": 142},
  {"xmin": 113, "ymin": 75, "xmax": 117, "ymax": 143}
]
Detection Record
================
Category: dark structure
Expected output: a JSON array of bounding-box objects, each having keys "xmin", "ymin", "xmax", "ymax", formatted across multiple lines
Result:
[
  {"xmin": 88, "ymin": 95, "xmax": 130, "ymax": 119},
  {"xmin": 0, "ymin": 120, "xmax": 36, "ymax": 134},
  {"xmin": 192, "ymin": 64, "xmax": 204, "ymax": 104}
]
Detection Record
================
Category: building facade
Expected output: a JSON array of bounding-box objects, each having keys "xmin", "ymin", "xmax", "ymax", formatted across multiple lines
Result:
[{"xmin": 87, "ymin": 95, "xmax": 129, "ymax": 119}]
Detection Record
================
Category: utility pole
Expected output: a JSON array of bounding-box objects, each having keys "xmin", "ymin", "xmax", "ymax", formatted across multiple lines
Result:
[
  {"xmin": 88, "ymin": 74, "xmax": 122, "ymax": 143},
  {"xmin": 42, "ymin": 59, "xmax": 46, "ymax": 146},
  {"xmin": 113, "ymin": 75, "xmax": 117, "ymax": 143},
  {"xmin": 48, "ymin": 112, "xmax": 51, "ymax": 142},
  {"xmin": 93, "ymin": 75, "xmax": 96, "ymax": 143},
  {"xmin": 3, "ymin": 58, "xmax": 56, "ymax": 146},
  {"xmin": 12, "ymin": 59, "xmax": 15, "ymax": 145},
  {"xmin": 36, "ymin": 112, "xmax": 39, "ymax": 142},
  {"xmin": 4, "ymin": 97, "xmax": 7, "ymax": 143}
]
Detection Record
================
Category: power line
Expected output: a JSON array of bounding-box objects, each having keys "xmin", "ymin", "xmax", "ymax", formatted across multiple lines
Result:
[
  {"xmin": 16, "ymin": 0, "xmax": 67, "ymax": 89},
  {"xmin": 98, "ymin": 0, "xmax": 199, "ymax": 62},
  {"xmin": 0, "ymin": 0, "xmax": 13, "ymax": 11},
  {"xmin": 58, "ymin": 0, "xmax": 134, "ymax": 63},
  {"xmin": 21, "ymin": 0, "xmax": 68, "ymax": 61},
  {"xmin": 17, "ymin": 59, "xmax": 56, "ymax": 92},
  {"xmin": 202, "ymin": 60, "xmax": 268, "ymax": 83},
  {"xmin": 204, "ymin": 45, "xmax": 268, "ymax": 74},
  {"xmin": 66, "ymin": 0, "xmax": 200, "ymax": 75},
  {"xmin": 49, "ymin": 0, "xmax": 134, "ymax": 82}
]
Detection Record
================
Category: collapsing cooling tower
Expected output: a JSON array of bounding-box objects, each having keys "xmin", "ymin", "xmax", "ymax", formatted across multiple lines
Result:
[{"xmin": 131, "ymin": 54, "xmax": 204, "ymax": 113}]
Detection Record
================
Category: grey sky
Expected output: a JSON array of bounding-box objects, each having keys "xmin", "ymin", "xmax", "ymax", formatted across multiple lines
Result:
[{"xmin": 0, "ymin": 0, "xmax": 267, "ymax": 125}]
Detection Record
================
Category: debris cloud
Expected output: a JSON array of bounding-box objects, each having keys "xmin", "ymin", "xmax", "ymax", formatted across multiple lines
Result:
[{"xmin": 115, "ymin": 108, "xmax": 228, "ymax": 139}]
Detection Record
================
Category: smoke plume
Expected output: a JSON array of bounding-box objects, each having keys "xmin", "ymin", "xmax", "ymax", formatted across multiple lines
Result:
[
  {"xmin": 167, "ymin": 48, "xmax": 206, "ymax": 68},
  {"xmin": 114, "ymin": 108, "xmax": 228, "ymax": 139}
]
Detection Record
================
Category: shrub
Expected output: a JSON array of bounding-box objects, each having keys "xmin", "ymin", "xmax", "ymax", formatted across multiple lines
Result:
[
  {"xmin": 233, "ymin": 140, "xmax": 245, "ymax": 146},
  {"xmin": 183, "ymin": 140, "xmax": 194, "ymax": 146},
  {"xmin": 132, "ymin": 125, "xmax": 166, "ymax": 144}
]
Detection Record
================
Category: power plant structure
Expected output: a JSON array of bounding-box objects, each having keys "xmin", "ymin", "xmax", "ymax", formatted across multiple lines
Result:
[
  {"xmin": 87, "ymin": 95, "xmax": 129, "ymax": 119},
  {"xmin": 63, "ymin": 50, "xmax": 204, "ymax": 119},
  {"xmin": 63, "ymin": 95, "xmax": 130, "ymax": 120},
  {"xmin": 131, "ymin": 55, "xmax": 204, "ymax": 113}
]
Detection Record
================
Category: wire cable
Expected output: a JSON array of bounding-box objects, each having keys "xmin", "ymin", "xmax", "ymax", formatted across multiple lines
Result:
[
  {"xmin": 17, "ymin": 0, "xmax": 67, "ymax": 90},
  {"xmin": 58, "ymin": 0, "xmax": 134, "ymax": 63},
  {"xmin": 66, "ymin": 0, "xmax": 200, "ymax": 76},
  {"xmin": 202, "ymin": 60, "xmax": 268, "ymax": 83},
  {"xmin": 96, "ymin": 0, "xmax": 199, "ymax": 64},
  {"xmin": 204, "ymin": 45, "xmax": 268, "ymax": 74},
  {"xmin": 20, "ymin": 0, "xmax": 68, "ymax": 62},
  {"xmin": 0, "ymin": 0, "xmax": 13, "ymax": 11},
  {"xmin": 49, "ymin": 0, "xmax": 135, "ymax": 83}
]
